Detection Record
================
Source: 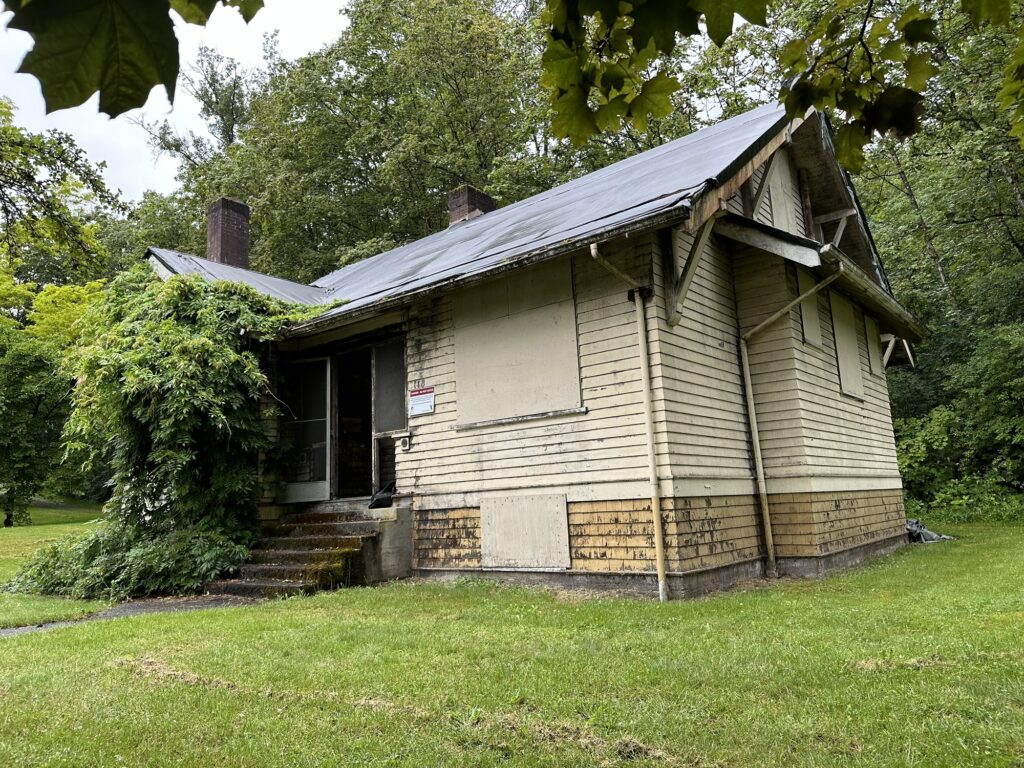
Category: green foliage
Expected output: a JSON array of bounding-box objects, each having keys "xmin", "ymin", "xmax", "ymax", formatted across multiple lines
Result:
[
  {"xmin": 8, "ymin": 522, "xmax": 249, "ymax": 599},
  {"xmin": 0, "ymin": 327, "xmax": 69, "ymax": 526},
  {"xmin": 11, "ymin": 264, "xmax": 307, "ymax": 596},
  {"xmin": 540, "ymin": 0, "xmax": 766, "ymax": 145},
  {"xmin": 26, "ymin": 280, "xmax": 105, "ymax": 350},
  {"xmin": 64, "ymin": 264, "xmax": 296, "ymax": 535},
  {"xmin": 3, "ymin": 0, "xmax": 264, "ymax": 117},
  {"xmin": 540, "ymin": 0, "xmax": 1024, "ymax": 169},
  {"xmin": 922, "ymin": 477, "xmax": 1024, "ymax": 523},
  {"xmin": 0, "ymin": 98, "xmax": 120, "ymax": 280}
]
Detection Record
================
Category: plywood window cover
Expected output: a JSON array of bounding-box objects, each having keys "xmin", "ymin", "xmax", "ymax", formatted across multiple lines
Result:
[
  {"xmin": 797, "ymin": 269, "xmax": 822, "ymax": 348},
  {"xmin": 830, "ymin": 291, "xmax": 865, "ymax": 400},
  {"xmin": 453, "ymin": 259, "xmax": 582, "ymax": 425},
  {"xmin": 480, "ymin": 493, "xmax": 571, "ymax": 570}
]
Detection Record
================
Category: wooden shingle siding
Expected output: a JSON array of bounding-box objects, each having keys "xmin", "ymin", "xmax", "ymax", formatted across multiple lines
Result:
[
  {"xmin": 413, "ymin": 507, "xmax": 480, "ymax": 569},
  {"xmin": 770, "ymin": 489, "xmax": 906, "ymax": 557},
  {"xmin": 415, "ymin": 496, "xmax": 763, "ymax": 573}
]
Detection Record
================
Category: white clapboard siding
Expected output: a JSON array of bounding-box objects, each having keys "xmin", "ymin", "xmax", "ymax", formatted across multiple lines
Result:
[
  {"xmin": 730, "ymin": 247, "xmax": 809, "ymax": 471},
  {"xmin": 790, "ymin": 280, "xmax": 900, "ymax": 477},
  {"xmin": 649, "ymin": 228, "xmax": 756, "ymax": 483},
  {"xmin": 397, "ymin": 242, "xmax": 654, "ymax": 504}
]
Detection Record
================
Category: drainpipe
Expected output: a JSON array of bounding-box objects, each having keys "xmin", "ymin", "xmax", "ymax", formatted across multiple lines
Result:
[
  {"xmin": 739, "ymin": 259, "xmax": 845, "ymax": 577},
  {"xmin": 590, "ymin": 242, "xmax": 670, "ymax": 602}
]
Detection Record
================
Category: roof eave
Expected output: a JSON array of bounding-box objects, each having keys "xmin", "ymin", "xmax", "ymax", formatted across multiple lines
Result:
[
  {"xmin": 819, "ymin": 244, "xmax": 926, "ymax": 342},
  {"xmin": 284, "ymin": 202, "xmax": 695, "ymax": 338}
]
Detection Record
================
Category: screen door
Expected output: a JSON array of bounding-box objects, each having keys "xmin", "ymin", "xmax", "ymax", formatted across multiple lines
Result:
[{"xmin": 280, "ymin": 358, "xmax": 331, "ymax": 503}]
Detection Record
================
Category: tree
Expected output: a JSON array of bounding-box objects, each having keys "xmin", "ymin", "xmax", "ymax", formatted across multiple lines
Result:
[
  {"xmin": 0, "ymin": 98, "xmax": 122, "ymax": 284},
  {"xmin": 539, "ymin": 0, "xmax": 1024, "ymax": 168},
  {"xmin": 2, "ymin": 0, "xmax": 264, "ymax": 116},
  {"xmin": 0, "ymin": 327, "xmax": 68, "ymax": 526},
  {"xmin": 7, "ymin": 0, "xmax": 1024, "ymax": 170}
]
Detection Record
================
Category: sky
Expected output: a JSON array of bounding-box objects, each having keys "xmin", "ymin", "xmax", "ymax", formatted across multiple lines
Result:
[{"xmin": 0, "ymin": 1, "xmax": 350, "ymax": 201}]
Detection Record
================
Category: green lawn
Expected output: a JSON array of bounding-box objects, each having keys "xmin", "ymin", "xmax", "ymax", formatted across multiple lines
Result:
[
  {"xmin": 0, "ymin": 503, "xmax": 106, "ymax": 628},
  {"xmin": 0, "ymin": 523, "xmax": 1021, "ymax": 766}
]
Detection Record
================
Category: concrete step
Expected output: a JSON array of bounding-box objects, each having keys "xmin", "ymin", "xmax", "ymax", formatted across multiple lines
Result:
[
  {"xmin": 283, "ymin": 510, "xmax": 365, "ymax": 525},
  {"xmin": 260, "ymin": 533, "xmax": 377, "ymax": 551},
  {"xmin": 277, "ymin": 520, "xmax": 380, "ymax": 537},
  {"xmin": 240, "ymin": 560, "xmax": 362, "ymax": 587},
  {"xmin": 249, "ymin": 546, "xmax": 361, "ymax": 565},
  {"xmin": 301, "ymin": 498, "xmax": 373, "ymax": 515},
  {"xmin": 206, "ymin": 578, "xmax": 314, "ymax": 598}
]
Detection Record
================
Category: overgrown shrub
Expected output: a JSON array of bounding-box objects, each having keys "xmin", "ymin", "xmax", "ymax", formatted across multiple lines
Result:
[
  {"xmin": 922, "ymin": 477, "xmax": 1024, "ymax": 524},
  {"xmin": 9, "ymin": 264, "xmax": 309, "ymax": 597},
  {"xmin": 8, "ymin": 523, "xmax": 249, "ymax": 599}
]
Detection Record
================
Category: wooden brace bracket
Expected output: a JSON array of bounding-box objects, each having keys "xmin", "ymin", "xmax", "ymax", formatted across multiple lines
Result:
[
  {"xmin": 813, "ymin": 207, "xmax": 857, "ymax": 245},
  {"xmin": 669, "ymin": 212, "xmax": 720, "ymax": 326},
  {"xmin": 747, "ymin": 151, "xmax": 779, "ymax": 218}
]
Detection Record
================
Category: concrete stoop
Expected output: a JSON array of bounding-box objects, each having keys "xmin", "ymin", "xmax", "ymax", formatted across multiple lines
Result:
[{"xmin": 207, "ymin": 498, "xmax": 412, "ymax": 598}]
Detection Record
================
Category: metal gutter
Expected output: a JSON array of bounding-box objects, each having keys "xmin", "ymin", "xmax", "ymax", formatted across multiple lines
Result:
[{"xmin": 820, "ymin": 246, "xmax": 926, "ymax": 342}]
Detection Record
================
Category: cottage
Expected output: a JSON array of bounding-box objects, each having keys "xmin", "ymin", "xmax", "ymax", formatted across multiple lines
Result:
[{"xmin": 149, "ymin": 104, "xmax": 924, "ymax": 600}]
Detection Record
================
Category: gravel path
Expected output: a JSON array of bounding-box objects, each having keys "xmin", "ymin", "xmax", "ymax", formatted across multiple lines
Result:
[{"xmin": 0, "ymin": 594, "xmax": 261, "ymax": 639}]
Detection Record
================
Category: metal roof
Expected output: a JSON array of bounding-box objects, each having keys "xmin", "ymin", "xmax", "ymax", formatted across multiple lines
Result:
[
  {"xmin": 151, "ymin": 104, "xmax": 792, "ymax": 321},
  {"xmin": 147, "ymin": 247, "xmax": 330, "ymax": 305},
  {"xmin": 310, "ymin": 104, "xmax": 789, "ymax": 321}
]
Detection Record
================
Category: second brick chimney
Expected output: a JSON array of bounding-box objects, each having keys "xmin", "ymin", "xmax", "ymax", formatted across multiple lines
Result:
[
  {"xmin": 447, "ymin": 184, "xmax": 495, "ymax": 227},
  {"xmin": 207, "ymin": 197, "xmax": 250, "ymax": 269}
]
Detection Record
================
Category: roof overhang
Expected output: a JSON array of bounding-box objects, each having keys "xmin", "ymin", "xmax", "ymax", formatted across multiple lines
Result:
[{"xmin": 713, "ymin": 214, "xmax": 925, "ymax": 342}]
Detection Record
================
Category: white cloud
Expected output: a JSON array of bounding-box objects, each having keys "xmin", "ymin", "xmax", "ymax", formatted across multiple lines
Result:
[{"xmin": 0, "ymin": 0, "xmax": 349, "ymax": 201}]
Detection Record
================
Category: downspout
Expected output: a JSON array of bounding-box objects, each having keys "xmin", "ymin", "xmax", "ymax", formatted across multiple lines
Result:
[
  {"xmin": 590, "ymin": 242, "xmax": 670, "ymax": 602},
  {"xmin": 739, "ymin": 258, "xmax": 845, "ymax": 577}
]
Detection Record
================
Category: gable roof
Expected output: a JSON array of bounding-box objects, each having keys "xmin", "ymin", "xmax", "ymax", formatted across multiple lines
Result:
[
  {"xmin": 148, "ymin": 103, "xmax": 790, "ymax": 318},
  {"xmin": 148, "ymin": 247, "xmax": 329, "ymax": 305},
  {"xmin": 309, "ymin": 104, "xmax": 789, "ymax": 320},
  {"xmin": 147, "ymin": 103, "xmax": 922, "ymax": 340}
]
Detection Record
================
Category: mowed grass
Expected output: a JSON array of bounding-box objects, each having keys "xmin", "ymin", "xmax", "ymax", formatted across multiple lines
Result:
[
  {"xmin": 0, "ymin": 523, "xmax": 1021, "ymax": 767},
  {"xmin": 0, "ymin": 503, "xmax": 106, "ymax": 628}
]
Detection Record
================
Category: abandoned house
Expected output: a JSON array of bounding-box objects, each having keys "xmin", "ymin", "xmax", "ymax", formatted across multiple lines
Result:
[{"xmin": 148, "ymin": 103, "xmax": 925, "ymax": 600}]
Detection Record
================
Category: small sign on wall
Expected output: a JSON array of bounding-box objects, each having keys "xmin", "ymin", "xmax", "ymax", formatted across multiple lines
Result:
[{"xmin": 408, "ymin": 386, "xmax": 435, "ymax": 416}]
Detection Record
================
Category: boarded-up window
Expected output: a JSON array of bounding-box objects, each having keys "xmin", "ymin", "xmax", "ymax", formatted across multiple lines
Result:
[
  {"xmin": 373, "ymin": 339, "xmax": 407, "ymax": 433},
  {"xmin": 453, "ymin": 259, "xmax": 580, "ymax": 425},
  {"xmin": 480, "ymin": 494, "xmax": 570, "ymax": 569},
  {"xmin": 798, "ymin": 269, "xmax": 822, "ymax": 347},
  {"xmin": 864, "ymin": 316, "xmax": 884, "ymax": 375},
  {"xmin": 830, "ymin": 292, "xmax": 864, "ymax": 398},
  {"xmin": 769, "ymin": 149, "xmax": 799, "ymax": 234}
]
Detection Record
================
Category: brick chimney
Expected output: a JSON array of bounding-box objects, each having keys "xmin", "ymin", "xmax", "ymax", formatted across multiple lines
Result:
[
  {"xmin": 447, "ymin": 184, "xmax": 495, "ymax": 226},
  {"xmin": 207, "ymin": 197, "xmax": 250, "ymax": 269}
]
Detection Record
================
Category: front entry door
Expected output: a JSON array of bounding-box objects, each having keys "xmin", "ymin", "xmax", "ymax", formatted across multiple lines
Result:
[
  {"xmin": 335, "ymin": 347, "xmax": 374, "ymax": 498},
  {"xmin": 280, "ymin": 358, "xmax": 331, "ymax": 503}
]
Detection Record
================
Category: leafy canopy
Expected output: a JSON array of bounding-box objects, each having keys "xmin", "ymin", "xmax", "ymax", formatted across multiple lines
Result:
[
  {"xmin": 0, "ymin": 98, "xmax": 121, "ymax": 280},
  {"xmin": 540, "ymin": 0, "xmax": 1024, "ymax": 168},
  {"xmin": 3, "ymin": 1, "xmax": 262, "ymax": 116},
  {"xmin": 64, "ymin": 264, "xmax": 300, "ymax": 534}
]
